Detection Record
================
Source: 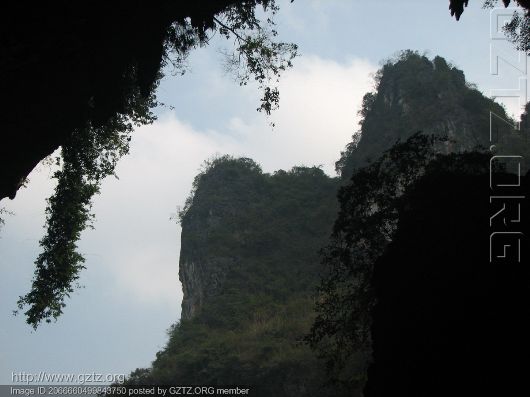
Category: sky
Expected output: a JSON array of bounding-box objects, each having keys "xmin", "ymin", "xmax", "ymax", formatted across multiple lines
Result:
[{"xmin": 0, "ymin": 0, "xmax": 528, "ymax": 385}]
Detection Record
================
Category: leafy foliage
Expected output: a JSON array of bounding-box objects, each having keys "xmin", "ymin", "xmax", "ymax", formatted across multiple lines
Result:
[
  {"xmin": 0, "ymin": 207, "xmax": 14, "ymax": 234},
  {"xmin": 16, "ymin": 91, "xmax": 156, "ymax": 327},
  {"xmin": 502, "ymin": 8, "xmax": 530, "ymax": 53},
  {"xmin": 215, "ymin": 3, "xmax": 298, "ymax": 118},
  {"xmin": 364, "ymin": 160, "xmax": 529, "ymax": 396},
  {"xmin": 309, "ymin": 133, "xmax": 457, "ymax": 383},
  {"xmin": 166, "ymin": 1, "xmax": 298, "ymax": 117},
  {"xmin": 451, "ymin": 1, "xmax": 529, "ymax": 54},
  {"xmin": 482, "ymin": 0, "xmax": 530, "ymax": 54}
]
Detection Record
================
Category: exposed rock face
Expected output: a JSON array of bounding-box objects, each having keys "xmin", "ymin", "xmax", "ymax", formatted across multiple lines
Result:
[
  {"xmin": 179, "ymin": 260, "xmax": 204, "ymax": 320},
  {"xmin": 180, "ymin": 257, "xmax": 236, "ymax": 320},
  {"xmin": 177, "ymin": 159, "xmax": 259, "ymax": 320}
]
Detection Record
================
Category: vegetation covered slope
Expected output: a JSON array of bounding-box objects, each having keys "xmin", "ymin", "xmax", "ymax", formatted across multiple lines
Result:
[{"xmin": 126, "ymin": 157, "xmax": 363, "ymax": 396}]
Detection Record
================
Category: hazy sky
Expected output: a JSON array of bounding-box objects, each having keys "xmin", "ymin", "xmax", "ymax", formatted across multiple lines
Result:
[{"xmin": 0, "ymin": 0, "xmax": 527, "ymax": 384}]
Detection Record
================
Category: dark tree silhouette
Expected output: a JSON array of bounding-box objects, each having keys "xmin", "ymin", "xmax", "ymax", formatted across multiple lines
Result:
[
  {"xmin": 308, "ymin": 133, "xmax": 452, "ymax": 386},
  {"xmin": 307, "ymin": 47, "xmax": 530, "ymax": 392},
  {"xmin": 310, "ymin": 135, "xmax": 530, "ymax": 394},
  {"xmin": 364, "ymin": 163, "xmax": 530, "ymax": 397}
]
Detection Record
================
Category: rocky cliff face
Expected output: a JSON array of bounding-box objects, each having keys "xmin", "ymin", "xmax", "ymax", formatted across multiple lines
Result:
[
  {"xmin": 180, "ymin": 256, "xmax": 238, "ymax": 320},
  {"xmin": 177, "ymin": 158, "xmax": 261, "ymax": 321}
]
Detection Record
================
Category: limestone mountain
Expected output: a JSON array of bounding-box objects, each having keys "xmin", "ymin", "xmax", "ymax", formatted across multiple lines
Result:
[
  {"xmin": 126, "ymin": 157, "xmax": 361, "ymax": 396},
  {"xmin": 336, "ymin": 51, "xmax": 529, "ymax": 179}
]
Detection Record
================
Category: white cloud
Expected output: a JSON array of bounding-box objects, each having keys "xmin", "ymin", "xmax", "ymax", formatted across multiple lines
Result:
[
  {"xmin": 224, "ymin": 55, "xmax": 377, "ymax": 174},
  {"xmin": 88, "ymin": 54, "xmax": 376, "ymax": 304},
  {"xmin": 81, "ymin": 117, "xmax": 240, "ymax": 307}
]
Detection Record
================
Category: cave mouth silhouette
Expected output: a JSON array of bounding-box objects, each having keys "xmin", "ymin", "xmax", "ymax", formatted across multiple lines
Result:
[{"xmin": 0, "ymin": 1, "xmax": 266, "ymax": 201}]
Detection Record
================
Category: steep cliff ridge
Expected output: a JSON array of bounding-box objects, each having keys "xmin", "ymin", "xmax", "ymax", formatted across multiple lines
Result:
[
  {"xmin": 178, "ymin": 158, "xmax": 266, "ymax": 320},
  {"xmin": 336, "ymin": 51, "xmax": 528, "ymax": 179}
]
